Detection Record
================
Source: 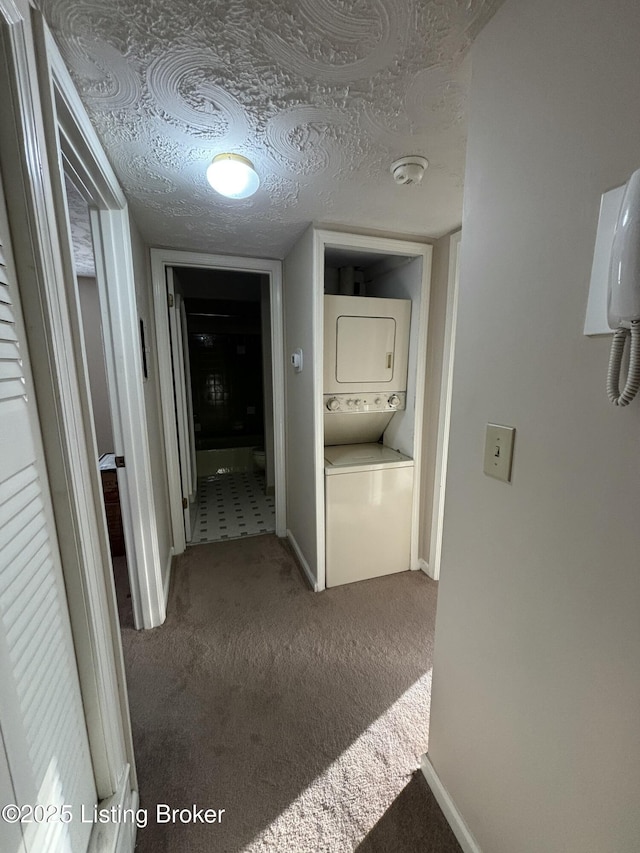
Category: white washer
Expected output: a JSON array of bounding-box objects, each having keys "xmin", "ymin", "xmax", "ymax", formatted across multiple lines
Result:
[{"xmin": 324, "ymin": 443, "xmax": 414, "ymax": 588}]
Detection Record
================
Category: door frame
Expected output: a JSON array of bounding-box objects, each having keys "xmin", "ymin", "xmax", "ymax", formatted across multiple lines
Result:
[
  {"xmin": 0, "ymin": 1, "xmax": 136, "ymax": 846},
  {"xmin": 151, "ymin": 249, "xmax": 286, "ymax": 555},
  {"xmin": 426, "ymin": 230, "xmax": 461, "ymax": 581},
  {"xmin": 166, "ymin": 272, "xmax": 197, "ymax": 541},
  {"xmin": 34, "ymin": 21, "xmax": 165, "ymax": 629}
]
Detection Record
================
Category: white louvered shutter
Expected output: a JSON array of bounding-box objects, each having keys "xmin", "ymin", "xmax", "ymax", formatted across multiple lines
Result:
[{"xmin": 0, "ymin": 176, "xmax": 97, "ymax": 851}]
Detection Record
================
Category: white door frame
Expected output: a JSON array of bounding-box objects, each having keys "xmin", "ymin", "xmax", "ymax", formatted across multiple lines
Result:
[
  {"xmin": 166, "ymin": 272, "xmax": 195, "ymax": 541},
  {"xmin": 179, "ymin": 294, "xmax": 199, "ymax": 497},
  {"xmin": 0, "ymin": 1, "xmax": 137, "ymax": 846},
  {"xmin": 427, "ymin": 230, "xmax": 461, "ymax": 581},
  {"xmin": 34, "ymin": 21, "xmax": 165, "ymax": 629},
  {"xmin": 151, "ymin": 249, "xmax": 286, "ymax": 556}
]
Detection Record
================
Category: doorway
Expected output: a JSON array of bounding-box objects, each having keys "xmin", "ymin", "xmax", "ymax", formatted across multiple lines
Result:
[
  {"xmin": 42, "ymin": 65, "xmax": 165, "ymax": 629},
  {"xmin": 151, "ymin": 249, "xmax": 286, "ymax": 559},
  {"xmin": 63, "ymin": 173, "xmax": 134, "ymax": 627},
  {"xmin": 172, "ymin": 267, "xmax": 276, "ymax": 544}
]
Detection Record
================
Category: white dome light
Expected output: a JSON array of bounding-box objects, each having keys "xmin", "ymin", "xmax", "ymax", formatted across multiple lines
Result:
[{"xmin": 206, "ymin": 153, "xmax": 260, "ymax": 199}]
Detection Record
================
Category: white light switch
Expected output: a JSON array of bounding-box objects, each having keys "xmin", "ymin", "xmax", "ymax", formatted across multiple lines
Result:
[{"xmin": 483, "ymin": 424, "xmax": 515, "ymax": 482}]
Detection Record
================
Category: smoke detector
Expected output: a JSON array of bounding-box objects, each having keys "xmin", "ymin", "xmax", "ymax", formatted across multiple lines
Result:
[{"xmin": 390, "ymin": 155, "xmax": 428, "ymax": 186}]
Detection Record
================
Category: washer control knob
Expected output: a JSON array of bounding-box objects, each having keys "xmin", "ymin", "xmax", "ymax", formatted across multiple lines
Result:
[
  {"xmin": 346, "ymin": 398, "xmax": 355, "ymax": 407},
  {"xmin": 354, "ymin": 398, "xmax": 362, "ymax": 406},
  {"xmin": 327, "ymin": 397, "xmax": 341, "ymax": 412},
  {"xmin": 375, "ymin": 397, "xmax": 382, "ymax": 405},
  {"xmin": 388, "ymin": 394, "xmax": 401, "ymax": 408}
]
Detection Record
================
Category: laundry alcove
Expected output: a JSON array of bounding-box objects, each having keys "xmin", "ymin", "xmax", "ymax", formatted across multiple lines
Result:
[{"xmin": 283, "ymin": 229, "xmax": 432, "ymax": 591}]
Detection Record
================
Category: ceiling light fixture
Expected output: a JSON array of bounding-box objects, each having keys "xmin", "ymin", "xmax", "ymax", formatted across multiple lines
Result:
[
  {"xmin": 206, "ymin": 153, "xmax": 260, "ymax": 199},
  {"xmin": 390, "ymin": 155, "xmax": 429, "ymax": 186}
]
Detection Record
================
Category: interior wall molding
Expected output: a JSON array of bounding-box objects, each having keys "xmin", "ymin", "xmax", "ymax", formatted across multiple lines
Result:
[
  {"xmin": 420, "ymin": 754, "xmax": 482, "ymax": 853},
  {"xmin": 287, "ymin": 530, "xmax": 319, "ymax": 592}
]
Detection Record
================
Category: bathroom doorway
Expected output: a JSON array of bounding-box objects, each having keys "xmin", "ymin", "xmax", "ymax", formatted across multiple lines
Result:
[
  {"xmin": 172, "ymin": 267, "xmax": 275, "ymax": 544},
  {"xmin": 151, "ymin": 249, "xmax": 285, "ymax": 556}
]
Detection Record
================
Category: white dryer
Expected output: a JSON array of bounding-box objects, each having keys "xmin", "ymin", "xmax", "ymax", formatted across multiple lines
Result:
[
  {"xmin": 323, "ymin": 295, "xmax": 411, "ymax": 446},
  {"xmin": 324, "ymin": 443, "xmax": 414, "ymax": 587}
]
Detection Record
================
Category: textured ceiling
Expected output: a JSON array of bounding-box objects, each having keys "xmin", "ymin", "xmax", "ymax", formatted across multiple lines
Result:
[{"xmin": 41, "ymin": 0, "xmax": 504, "ymax": 259}]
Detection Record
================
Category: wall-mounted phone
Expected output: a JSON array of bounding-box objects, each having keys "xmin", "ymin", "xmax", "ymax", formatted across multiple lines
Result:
[{"xmin": 606, "ymin": 168, "xmax": 640, "ymax": 406}]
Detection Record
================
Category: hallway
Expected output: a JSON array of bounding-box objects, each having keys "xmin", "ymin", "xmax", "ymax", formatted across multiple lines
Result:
[{"xmin": 120, "ymin": 535, "xmax": 460, "ymax": 852}]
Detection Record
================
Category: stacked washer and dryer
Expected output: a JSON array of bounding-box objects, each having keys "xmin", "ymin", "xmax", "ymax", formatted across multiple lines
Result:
[{"xmin": 323, "ymin": 294, "xmax": 414, "ymax": 587}]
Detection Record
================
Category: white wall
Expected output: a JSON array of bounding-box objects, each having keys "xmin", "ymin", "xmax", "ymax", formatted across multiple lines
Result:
[
  {"xmin": 427, "ymin": 1, "xmax": 640, "ymax": 851},
  {"xmin": 129, "ymin": 220, "xmax": 173, "ymax": 586},
  {"xmin": 283, "ymin": 225, "xmax": 322, "ymax": 586},
  {"xmin": 77, "ymin": 276, "xmax": 114, "ymax": 455}
]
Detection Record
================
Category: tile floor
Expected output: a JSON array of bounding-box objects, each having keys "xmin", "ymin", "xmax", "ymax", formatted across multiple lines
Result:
[{"xmin": 193, "ymin": 471, "xmax": 275, "ymax": 544}]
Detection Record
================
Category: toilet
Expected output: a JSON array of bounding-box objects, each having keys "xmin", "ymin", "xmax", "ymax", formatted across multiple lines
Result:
[{"xmin": 252, "ymin": 448, "xmax": 265, "ymax": 471}]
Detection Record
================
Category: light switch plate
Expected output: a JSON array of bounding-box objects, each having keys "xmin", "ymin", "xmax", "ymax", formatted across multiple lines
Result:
[{"xmin": 483, "ymin": 424, "xmax": 515, "ymax": 482}]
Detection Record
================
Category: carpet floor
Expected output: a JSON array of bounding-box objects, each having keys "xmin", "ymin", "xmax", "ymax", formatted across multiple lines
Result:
[{"xmin": 120, "ymin": 534, "xmax": 461, "ymax": 853}]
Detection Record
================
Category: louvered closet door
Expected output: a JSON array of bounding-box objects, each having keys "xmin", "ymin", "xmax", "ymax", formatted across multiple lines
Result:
[
  {"xmin": 0, "ymin": 178, "xmax": 97, "ymax": 850},
  {"xmin": 0, "ymin": 732, "xmax": 24, "ymax": 853}
]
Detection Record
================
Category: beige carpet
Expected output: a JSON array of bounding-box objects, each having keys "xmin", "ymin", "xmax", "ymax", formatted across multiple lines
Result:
[{"xmin": 120, "ymin": 534, "xmax": 461, "ymax": 852}]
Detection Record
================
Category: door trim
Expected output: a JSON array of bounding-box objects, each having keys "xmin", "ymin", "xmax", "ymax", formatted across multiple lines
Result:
[
  {"xmin": 151, "ymin": 249, "xmax": 286, "ymax": 558},
  {"xmin": 427, "ymin": 230, "xmax": 461, "ymax": 581},
  {"xmin": 36, "ymin": 20, "xmax": 164, "ymax": 630},
  {"xmin": 165, "ymin": 274, "xmax": 195, "ymax": 541}
]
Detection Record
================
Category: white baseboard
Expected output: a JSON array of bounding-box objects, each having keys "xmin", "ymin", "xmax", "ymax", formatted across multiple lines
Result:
[
  {"xmin": 89, "ymin": 764, "xmax": 138, "ymax": 853},
  {"xmin": 287, "ymin": 529, "xmax": 318, "ymax": 591},
  {"xmin": 420, "ymin": 754, "xmax": 482, "ymax": 853}
]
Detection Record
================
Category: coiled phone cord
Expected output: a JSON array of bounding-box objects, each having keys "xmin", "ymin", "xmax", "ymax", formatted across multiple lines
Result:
[{"xmin": 607, "ymin": 320, "xmax": 640, "ymax": 406}]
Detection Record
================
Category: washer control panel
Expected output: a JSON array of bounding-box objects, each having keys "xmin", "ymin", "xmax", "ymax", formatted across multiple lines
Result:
[{"xmin": 323, "ymin": 392, "xmax": 406, "ymax": 413}]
